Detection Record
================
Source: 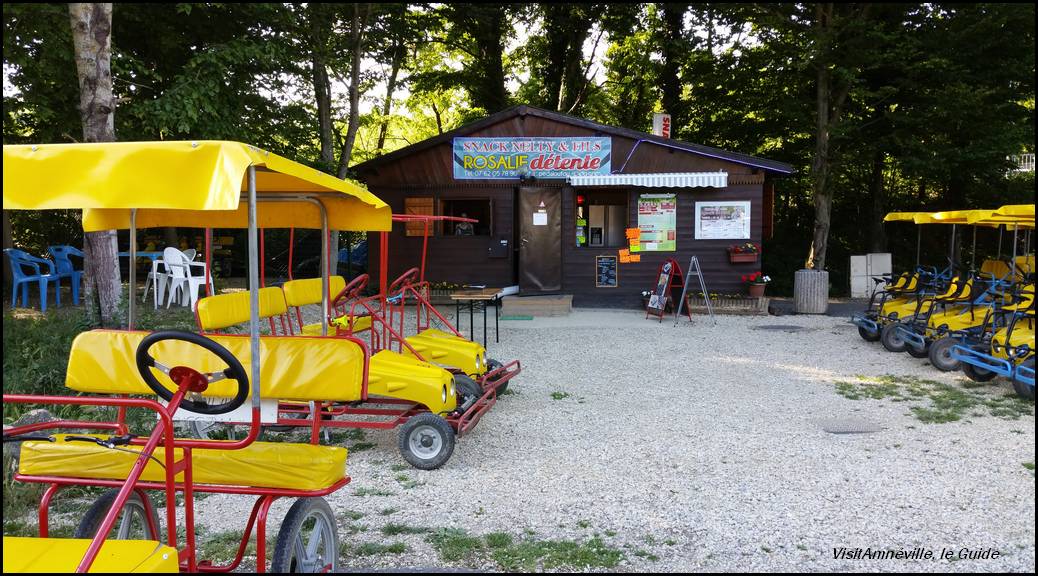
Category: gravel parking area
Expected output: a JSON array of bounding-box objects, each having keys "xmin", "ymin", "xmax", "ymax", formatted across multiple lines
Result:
[{"xmin": 189, "ymin": 309, "xmax": 1035, "ymax": 572}]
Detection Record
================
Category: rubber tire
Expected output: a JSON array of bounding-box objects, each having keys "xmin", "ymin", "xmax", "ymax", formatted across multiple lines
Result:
[
  {"xmin": 961, "ymin": 360, "xmax": 998, "ymax": 383},
  {"xmin": 271, "ymin": 497, "xmax": 339, "ymax": 573},
  {"xmin": 1012, "ymin": 357, "xmax": 1035, "ymax": 401},
  {"xmin": 880, "ymin": 323, "xmax": 908, "ymax": 353},
  {"xmin": 454, "ymin": 374, "xmax": 482, "ymax": 403},
  {"xmin": 486, "ymin": 358, "xmax": 507, "ymax": 394},
  {"xmin": 398, "ymin": 413, "xmax": 455, "ymax": 470},
  {"xmin": 75, "ymin": 488, "xmax": 162, "ymax": 541},
  {"xmin": 906, "ymin": 339, "xmax": 930, "ymax": 358},
  {"xmin": 857, "ymin": 325, "xmax": 880, "ymax": 342},
  {"xmin": 928, "ymin": 337, "xmax": 960, "ymax": 372}
]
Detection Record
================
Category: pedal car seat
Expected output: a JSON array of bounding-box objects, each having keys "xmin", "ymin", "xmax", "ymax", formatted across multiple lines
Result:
[{"xmin": 282, "ymin": 276, "xmax": 372, "ymax": 335}]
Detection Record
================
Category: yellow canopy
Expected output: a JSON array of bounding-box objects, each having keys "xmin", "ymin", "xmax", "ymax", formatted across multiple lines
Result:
[
  {"xmin": 995, "ymin": 204, "xmax": 1035, "ymax": 217},
  {"xmin": 2, "ymin": 141, "xmax": 390, "ymax": 231},
  {"xmin": 883, "ymin": 212, "xmax": 929, "ymax": 222}
]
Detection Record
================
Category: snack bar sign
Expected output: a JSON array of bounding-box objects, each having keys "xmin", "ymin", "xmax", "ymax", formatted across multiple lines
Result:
[{"xmin": 453, "ymin": 137, "xmax": 611, "ymax": 179}]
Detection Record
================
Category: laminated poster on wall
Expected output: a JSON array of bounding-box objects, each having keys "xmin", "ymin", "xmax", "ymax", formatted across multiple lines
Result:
[
  {"xmin": 695, "ymin": 201, "xmax": 751, "ymax": 240},
  {"xmin": 637, "ymin": 194, "xmax": 677, "ymax": 251}
]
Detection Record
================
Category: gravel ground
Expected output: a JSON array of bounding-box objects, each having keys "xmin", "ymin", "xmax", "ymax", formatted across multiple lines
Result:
[{"xmin": 182, "ymin": 309, "xmax": 1034, "ymax": 572}]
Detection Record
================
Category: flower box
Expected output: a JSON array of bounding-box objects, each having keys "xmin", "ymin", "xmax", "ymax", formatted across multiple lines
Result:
[{"xmin": 728, "ymin": 251, "xmax": 758, "ymax": 264}]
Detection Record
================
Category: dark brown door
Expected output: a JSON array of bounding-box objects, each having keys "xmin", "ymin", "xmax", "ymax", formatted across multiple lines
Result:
[{"xmin": 518, "ymin": 187, "xmax": 562, "ymax": 293}]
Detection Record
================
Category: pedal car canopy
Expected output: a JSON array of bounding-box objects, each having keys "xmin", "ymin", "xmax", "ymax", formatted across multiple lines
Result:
[{"xmin": 2, "ymin": 140, "xmax": 390, "ymax": 231}]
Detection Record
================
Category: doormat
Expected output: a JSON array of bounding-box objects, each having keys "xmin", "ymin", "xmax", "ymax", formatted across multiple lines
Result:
[{"xmin": 500, "ymin": 315, "xmax": 534, "ymax": 320}]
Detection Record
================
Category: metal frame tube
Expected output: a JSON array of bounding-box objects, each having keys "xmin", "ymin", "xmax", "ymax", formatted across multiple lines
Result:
[
  {"xmin": 247, "ymin": 167, "xmax": 261, "ymax": 410},
  {"xmin": 128, "ymin": 209, "xmax": 137, "ymax": 330},
  {"xmin": 320, "ymin": 207, "xmax": 329, "ymax": 336}
]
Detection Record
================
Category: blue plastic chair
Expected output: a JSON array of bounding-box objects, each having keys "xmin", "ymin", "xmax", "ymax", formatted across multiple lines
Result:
[
  {"xmin": 48, "ymin": 245, "xmax": 84, "ymax": 306},
  {"xmin": 4, "ymin": 248, "xmax": 61, "ymax": 312}
]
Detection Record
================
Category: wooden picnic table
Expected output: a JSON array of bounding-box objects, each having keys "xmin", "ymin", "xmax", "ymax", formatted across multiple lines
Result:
[{"xmin": 450, "ymin": 287, "xmax": 501, "ymax": 347}]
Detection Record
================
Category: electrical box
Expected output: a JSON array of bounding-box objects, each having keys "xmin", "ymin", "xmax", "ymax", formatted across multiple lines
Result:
[
  {"xmin": 487, "ymin": 237, "xmax": 509, "ymax": 259},
  {"xmin": 850, "ymin": 253, "xmax": 892, "ymax": 298}
]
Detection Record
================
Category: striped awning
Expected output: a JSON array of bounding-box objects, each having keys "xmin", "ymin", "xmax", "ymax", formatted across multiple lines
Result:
[{"xmin": 567, "ymin": 171, "xmax": 728, "ymax": 188}]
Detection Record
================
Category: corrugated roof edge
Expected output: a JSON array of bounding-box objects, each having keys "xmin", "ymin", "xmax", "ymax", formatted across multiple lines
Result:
[{"xmin": 352, "ymin": 104, "xmax": 794, "ymax": 175}]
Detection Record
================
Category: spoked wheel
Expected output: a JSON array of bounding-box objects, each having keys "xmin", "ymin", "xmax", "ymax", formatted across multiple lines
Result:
[
  {"xmin": 75, "ymin": 488, "xmax": 162, "ymax": 541},
  {"xmin": 1012, "ymin": 357, "xmax": 1035, "ymax": 401},
  {"xmin": 271, "ymin": 497, "xmax": 339, "ymax": 573},
  {"xmin": 880, "ymin": 323, "xmax": 908, "ymax": 353},
  {"xmin": 928, "ymin": 337, "xmax": 960, "ymax": 372},
  {"xmin": 486, "ymin": 358, "xmax": 507, "ymax": 394},
  {"xmin": 398, "ymin": 413, "xmax": 455, "ymax": 470},
  {"xmin": 857, "ymin": 325, "xmax": 880, "ymax": 342}
]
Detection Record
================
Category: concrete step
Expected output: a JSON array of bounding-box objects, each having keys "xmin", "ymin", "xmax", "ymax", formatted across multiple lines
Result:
[{"xmin": 501, "ymin": 294, "xmax": 572, "ymax": 317}]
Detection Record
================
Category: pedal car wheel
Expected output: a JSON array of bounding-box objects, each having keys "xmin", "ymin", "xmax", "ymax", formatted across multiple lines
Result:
[
  {"xmin": 271, "ymin": 497, "xmax": 339, "ymax": 573},
  {"xmin": 960, "ymin": 360, "xmax": 997, "ymax": 383},
  {"xmin": 454, "ymin": 374, "xmax": 482, "ymax": 403},
  {"xmin": 75, "ymin": 488, "xmax": 162, "ymax": 541},
  {"xmin": 486, "ymin": 358, "xmax": 507, "ymax": 394},
  {"xmin": 928, "ymin": 338, "xmax": 960, "ymax": 372},
  {"xmin": 1012, "ymin": 357, "xmax": 1035, "ymax": 401},
  {"xmin": 906, "ymin": 340, "xmax": 930, "ymax": 359},
  {"xmin": 136, "ymin": 330, "xmax": 250, "ymax": 415},
  {"xmin": 398, "ymin": 413, "xmax": 455, "ymax": 470},
  {"xmin": 857, "ymin": 325, "xmax": 880, "ymax": 342},
  {"xmin": 880, "ymin": 323, "xmax": 908, "ymax": 353}
]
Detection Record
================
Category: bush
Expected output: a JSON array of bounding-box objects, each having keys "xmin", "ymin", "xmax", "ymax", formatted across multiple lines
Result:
[{"xmin": 3, "ymin": 309, "xmax": 94, "ymax": 423}]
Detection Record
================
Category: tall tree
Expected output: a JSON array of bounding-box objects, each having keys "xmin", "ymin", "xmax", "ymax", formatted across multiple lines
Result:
[{"xmin": 69, "ymin": 2, "xmax": 121, "ymax": 325}]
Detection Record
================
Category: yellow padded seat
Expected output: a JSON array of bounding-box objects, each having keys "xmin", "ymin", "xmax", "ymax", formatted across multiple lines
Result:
[
  {"xmin": 196, "ymin": 287, "xmax": 288, "ymax": 331},
  {"xmin": 19, "ymin": 435, "xmax": 347, "ymax": 491},
  {"xmin": 283, "ymin": 276, "xmax": 346, "ymax": 307},
  {"xmin": 3, "ymin": 537, "xmax": 178, "ymax": 573},
  {"xmin": 65, "ymin": 330, "xmax": 364, "ymax": 401}
]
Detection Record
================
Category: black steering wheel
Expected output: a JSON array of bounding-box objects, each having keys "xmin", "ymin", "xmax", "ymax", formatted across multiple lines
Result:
[{"xmin": 135, "ymin": 331, "xmax": 250, "ymax": 415}]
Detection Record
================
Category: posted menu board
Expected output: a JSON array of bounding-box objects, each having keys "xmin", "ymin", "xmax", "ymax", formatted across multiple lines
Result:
[
  {"xmin": 695, "ymin": 201, "xmax": 751, "ymax": 239},
  {"xmin": 635, "ymin": 194, "xmax": 677, "ymax": 251},
  {"xmin": 596, "ymin": 256, "xmax": 618, "ymax": 288}
]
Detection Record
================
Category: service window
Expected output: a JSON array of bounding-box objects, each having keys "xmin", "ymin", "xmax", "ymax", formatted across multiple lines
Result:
[
  {"xmin": 575, "ymin": 190, "xmax": 627, "ymax": 248},
  {"xmin": 404, "ymin": 196, "xmax": 434, "ymax": 236},
  {"xmin": 441, "ymin": 198, "xmax": 492, "ymax": 236}
]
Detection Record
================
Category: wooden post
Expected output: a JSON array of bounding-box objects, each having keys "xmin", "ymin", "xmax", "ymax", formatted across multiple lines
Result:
[{"xmin": 794, "ymin": 269, "xmax": 829, "ymax": 314}]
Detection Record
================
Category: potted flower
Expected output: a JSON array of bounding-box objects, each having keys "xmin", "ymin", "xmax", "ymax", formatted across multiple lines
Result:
[
  {"xmin": 728, "ymin": 242, "xmax": 760, "ymax": 264},
  {"xmin": 742, "ymin": 271, "xmax": 770, "ymax": 298}
]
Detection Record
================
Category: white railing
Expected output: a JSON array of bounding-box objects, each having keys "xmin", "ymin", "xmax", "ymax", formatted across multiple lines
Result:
[{"xmin": 1010, "ymin": 153, "xmax": 1035, "ymax": 172}]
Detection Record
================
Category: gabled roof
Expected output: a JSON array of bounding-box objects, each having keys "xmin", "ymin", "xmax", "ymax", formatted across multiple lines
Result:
[{"xmin": 353, "ymin": 104, "xmax": 794, "ymax": 175}]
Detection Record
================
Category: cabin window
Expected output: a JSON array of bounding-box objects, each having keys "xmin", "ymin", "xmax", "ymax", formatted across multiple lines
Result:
[
  {"xmin": 440, "ymin": 198, "xmax": 492, "ymax": 236},
  {"xmin": 404, "ymin": 196, "xmax": 435, "ymax": 236},
  {"xmin": 575, "ymin": 190, "xmax": 628, "ymax": 248}
]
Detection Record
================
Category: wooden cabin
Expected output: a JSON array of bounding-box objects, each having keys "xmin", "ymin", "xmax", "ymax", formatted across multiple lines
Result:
[{"xmin": 353, "ymin": 105, "xmax": 793, "ymax": 307}]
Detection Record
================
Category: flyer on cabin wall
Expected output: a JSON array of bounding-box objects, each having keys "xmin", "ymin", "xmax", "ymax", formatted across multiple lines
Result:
[
  {"xmin": 695, "ymin": 201, "xmax": 751, "ymax": 239},
  {"xmin": 636, "ymin": 194, "xmax": 677, "ymax": 251}
]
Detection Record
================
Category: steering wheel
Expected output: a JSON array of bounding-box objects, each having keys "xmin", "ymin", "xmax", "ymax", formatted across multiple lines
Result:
[
  {"xmin": 135, "ymin": 331, "xmax": 250, "ymax": 415},
  {"xmin": 389, "ymin": 267, "xmax": 421, "ymax": 294},
  {"xmin": 332, "ymin": 274, "xmax": 370, "ymax": 307}
]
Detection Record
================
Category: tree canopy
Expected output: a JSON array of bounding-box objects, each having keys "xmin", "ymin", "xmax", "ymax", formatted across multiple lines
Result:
[{"xmin": 4, "ymin": 2, "xmax": 1034, "ymax": 294}]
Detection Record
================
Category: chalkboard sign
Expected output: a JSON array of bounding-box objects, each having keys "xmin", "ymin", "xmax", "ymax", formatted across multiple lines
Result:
[{"xmin": 596, "ymin": 256, "xmax": 618, "ymax": 288}]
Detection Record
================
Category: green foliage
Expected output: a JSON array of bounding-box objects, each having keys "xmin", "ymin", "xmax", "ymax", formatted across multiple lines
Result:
[{"xmin": 834, "ymin": 374, "xmax": 1034, "ymax": 423}]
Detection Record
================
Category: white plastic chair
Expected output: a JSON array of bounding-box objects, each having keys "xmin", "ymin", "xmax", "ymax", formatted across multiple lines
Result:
[
  {"xmin": 163, "ymin": 247, "xmax": 207, "ymax": 310},
  {"xmin": 142, "ymin": 258, "xmax": 170, "ymax": 309}
]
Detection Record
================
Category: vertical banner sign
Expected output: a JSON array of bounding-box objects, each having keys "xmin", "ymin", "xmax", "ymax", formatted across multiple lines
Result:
[
  {"xmin": 652, "ymin": 113, "xmax": 672, "ymax": 138},
  {"xmin": 635, "ymin": 194, "xmax": 677, "ymax": 252},
  {"xmin": 695, "ymin": 201, "xmax": 751, "ymax": 239},
  {"xmin": 453, "ymin": 137, "xmax": 611, "ymax": 179}
]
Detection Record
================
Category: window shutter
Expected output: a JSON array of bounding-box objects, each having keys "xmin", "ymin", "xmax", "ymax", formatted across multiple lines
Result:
[{"xmin": 404, "ymin": 197, "xmax": 434, "ymax": 236}]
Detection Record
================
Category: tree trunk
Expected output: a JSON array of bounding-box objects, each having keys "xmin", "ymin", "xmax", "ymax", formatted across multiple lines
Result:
[
  {"xmin": 868, "ymin": 150, "xmax": 887, "ymax": 253},
  {"xmin": 659, "ymin": 4, "xmax": 688, "ymax": 135},
  {"xmin": 309, "ymin": 4, "xmax": 334, "ymax": 169},
  {"xmin": 70, "ymin": 2, "xmax": 122, "ymax": 327},
  {"xmin": 376, "ymin": 38, "xmax": 404, "ymax": 153},
  {"xmin": 336, "ymin": 3, "xmax": 370, "ymax": 178},
  {"xmin": 807, "ymin": 3, "xmax": 833, "ymax": 271}
]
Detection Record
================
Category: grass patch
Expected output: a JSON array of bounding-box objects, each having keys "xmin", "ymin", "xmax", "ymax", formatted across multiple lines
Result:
[
  {"xmin": 634, "ymin": 549, "xmax": 659, "ymax": 561},
  {"xmin": 340, "ymin": 510, "xmax": 365, "ymax": 521},
  {"xmin": 426, "ymin": 529, "xmax": 623, "ymax": 570},
  {"xmin": 1024, "ymin": 462, "xmax": 1035, "ymax": 471},
  {"xmin": 327, "ymin": 429, "xmax": 366, "ymax": 444},
  {"xmin": 354, "ymin": 487, "xmax": 395, "ymax": 497},
  {"xmin": 833, "ymin": 374, "xmax": 1034, "ymax": 423},
  {"xmin": 394, "ymin": 473, "xmax": 424, "ymax": 490},
  {"xmin": 550, "ymin": 391, "xmax": 570, "ymax": 401},
  {"xmin": 381, "ymin": 523, "xmax": 430, "ymax": 536},
  {"xmin": 347, "ymin": 542, "xmax": 409, "ymax": 556},
  {"xmin": 349, "ymin": 442, "xmax": 377, "ymax": 452},
  {"xmin": 378, "ymin": 507, "xmax": 399, "ymax": 516}
]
